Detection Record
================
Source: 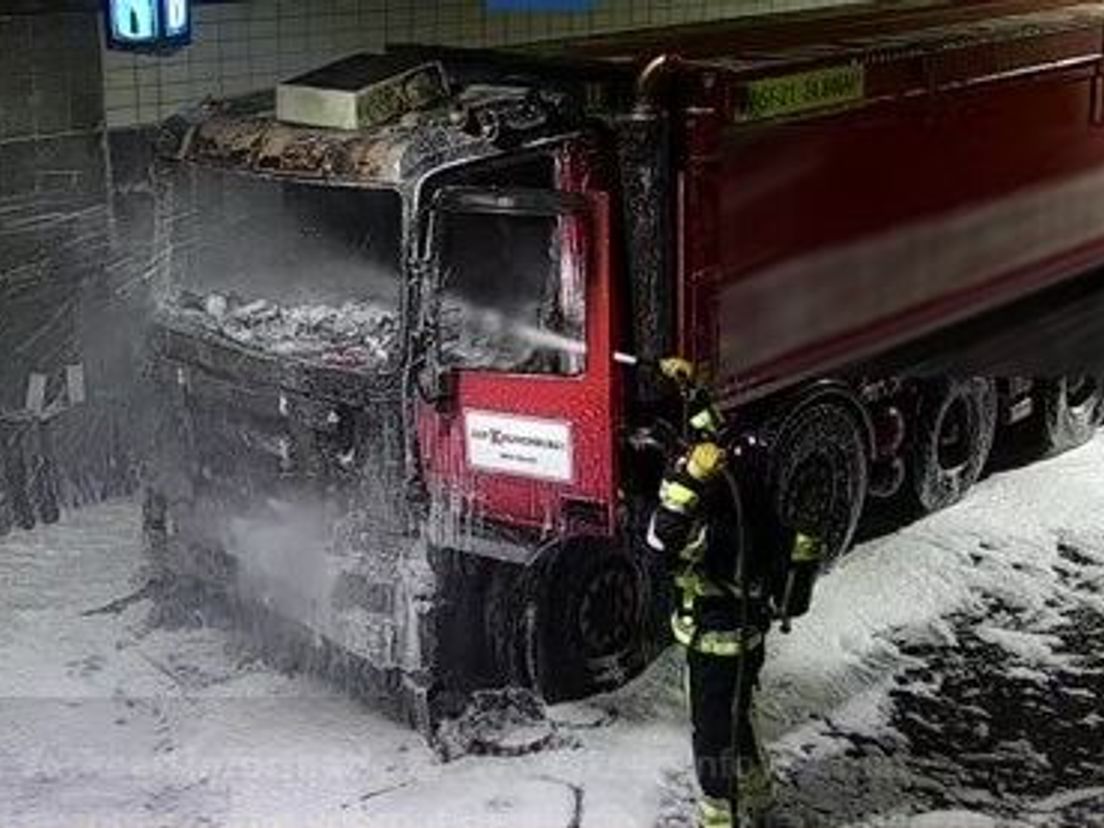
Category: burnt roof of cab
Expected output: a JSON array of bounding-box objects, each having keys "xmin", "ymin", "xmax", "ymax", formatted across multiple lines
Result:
[
  {"xmin": 161, "ymin": 98, "xmax": 492, "ymax": 187},
  {"xmin": 157, "ymin": 48, "xmax": 634, "ymax": 186}
]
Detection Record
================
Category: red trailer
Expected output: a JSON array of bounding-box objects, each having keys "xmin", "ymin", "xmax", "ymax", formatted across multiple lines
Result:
[{"xmin": 147, "ymin": 0, "xmax": 1104, "ymax": 729}]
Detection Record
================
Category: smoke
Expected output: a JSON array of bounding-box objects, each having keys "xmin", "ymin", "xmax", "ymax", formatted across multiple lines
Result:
[
  {"xmin": 146, "ymin": 168, "xmax": 410, "ymax": 370},
  {"xmin": 462, "ymin": 304, "xmax": 587, "ymax": 355},
  {"xmin": 163, "ymin": 168, "xmax": 403, "ymax": 310},
  {"xmin": 505, "ymin": 319, "xmax": 587, "ymax": 357},
  {"xmin": 438, "ymin": 297, "xmax": 588, "ymax": 375},
  {"xmin": 223, "ymin": 499, "xmax": 340, "ymax": 632},
  {"xmin": 0, "ymin": 191, "xmax": 142, "ymax": 517}
]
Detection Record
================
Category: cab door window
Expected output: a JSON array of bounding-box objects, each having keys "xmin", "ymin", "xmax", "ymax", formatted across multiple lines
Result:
[{"xmin": 437, "ymin": 207, "xmax": 585, "ymax": 376}]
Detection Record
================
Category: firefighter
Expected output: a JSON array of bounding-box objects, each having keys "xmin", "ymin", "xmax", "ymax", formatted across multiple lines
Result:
[{"xmin": 645, "ymin": 357, "xmax": 825, "ymax": 828}]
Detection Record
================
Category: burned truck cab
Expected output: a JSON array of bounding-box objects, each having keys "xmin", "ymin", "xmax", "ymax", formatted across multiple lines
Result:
[{"xmin": 144, "ymin": 50, "xmax": 654, "ymax": 728}]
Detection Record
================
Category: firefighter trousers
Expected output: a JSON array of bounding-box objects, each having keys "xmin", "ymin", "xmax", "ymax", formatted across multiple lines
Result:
[
  {"xmin": 686, "ymin": 640, "xmax": 767, "ymax": 801},
  {"xmin": 677, "ymin": 591, "xmax": 772, "ymax": 822}
]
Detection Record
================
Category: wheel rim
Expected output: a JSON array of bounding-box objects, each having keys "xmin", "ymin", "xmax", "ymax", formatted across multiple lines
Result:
[
  {"xmin": 576, "ymin": 558, "xmax": 638, "ymax": 659},
  {"xmin": 771, "ymin": 403, "xmax": 868, "ymax": 566},
  {"xmin": 788, "ymin": 454, "xmax": 838, "ymax": 531},
  {"xmin": 936, "ymin": 396, "xmax": 972, "ymax": 472},
  {"xmin": 782, "ymin": 446, "xmax": 859, "ymax": 566}
]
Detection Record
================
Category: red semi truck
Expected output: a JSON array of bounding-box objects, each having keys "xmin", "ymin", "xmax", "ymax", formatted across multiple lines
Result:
[{"xmin": 146, "ymin": 0, "xmax": 1104, "ymax": 730}]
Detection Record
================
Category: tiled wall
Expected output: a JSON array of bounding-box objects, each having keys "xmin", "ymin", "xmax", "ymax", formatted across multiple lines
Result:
[
  {"xmin": 0, "ymin": 9, "xmax": 137, "ymax": 522},
  {"xmin": 102, "ymin": 0, "xmax": 863, "ymax": 127},
  {"xmin": 0, "ymin": 9, "xmax": 106, "ymax": 398},
  {"xmin": 1, "ymin": 12, "xmax": 105, "ymax": 197}
]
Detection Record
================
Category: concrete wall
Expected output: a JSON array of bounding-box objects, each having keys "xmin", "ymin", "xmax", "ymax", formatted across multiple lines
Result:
[
  {"xmin": 102, "ymin": 0, "xmax": 866, "ymax": 128},
  {"xmin": 0, "ymin": 12, "xmax": 105, "ymax": 207},
  {"xmin": 0, "ymin": 10, "xmax": 107, "ymax": 406},
  {"xmin": 0, "ymin": 9, "xmax": 136, "ymax": 531}
]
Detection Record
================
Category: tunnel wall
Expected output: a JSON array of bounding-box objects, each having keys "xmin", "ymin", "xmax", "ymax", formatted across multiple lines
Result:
[
  {"xmin": 0, "ymin": 8, "xmax": 139, "ymax": 533},
  {"xmin": 1, "ymin": 0, "xmax": 882, "ymax": 532},
  {"xmin": 100, "ymin": 0, "xmax": 871, "ymax": 129}
]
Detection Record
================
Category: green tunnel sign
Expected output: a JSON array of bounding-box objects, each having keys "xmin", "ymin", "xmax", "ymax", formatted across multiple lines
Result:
[{"xmin": 737, "ymin": 63, "xmax": 865, "ymax": 123}]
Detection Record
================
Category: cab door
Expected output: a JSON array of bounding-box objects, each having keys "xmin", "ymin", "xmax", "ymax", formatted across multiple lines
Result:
[{"xmin": 416, "ymin": 187, "xmax": 618, "ymax": 546}]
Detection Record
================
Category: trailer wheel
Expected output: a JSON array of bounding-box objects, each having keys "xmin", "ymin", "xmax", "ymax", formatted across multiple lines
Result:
[
  {"xmin": 1034, "ymin": 376, "xmax": 1102, "ymax": 455},
  {"xmin": 908, "ymin": 378, "xmax": 997, "ymax": 514},
  {"xmin": 769, "ymin": 400, "xmax": 869, "ymax": 567}
]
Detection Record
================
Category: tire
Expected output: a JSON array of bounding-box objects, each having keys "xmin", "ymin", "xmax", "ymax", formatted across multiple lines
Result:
[
  {"xmin": 484, "ymin": 562, "xmax": 536, "ymax": 689},
  {"xmin": 536, "ymin": 542, "xmax": 647, "ymax": 702},
  {"xmin": 1034, "ymin": 376, "xmax": 1102, "ymax": 456},
  {"xmin": 486, "ymin": 542, "xmax": 647, "ymax": 702},
  {"xmin": 908, "ymin": 377, "xmax": 997, "ymax": 514},
  {"xmin": 767, "ymin": 400, "xmax": 869, "ymax": 567}
]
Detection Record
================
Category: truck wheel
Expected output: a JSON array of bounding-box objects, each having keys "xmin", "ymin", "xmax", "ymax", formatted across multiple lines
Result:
[
  {"xmin": 486, "ymin": 543, "xmax": 646, "ymax": 702},
  {"xmin": 908, "ymin": 378, "xmax": 997, "ymax": 514},
  {"xmin": 535, "ymin": 542, "xmax": 646, "ymax": 702},
  {"xmin": 1034, "ymin": 376, "xmax": 1102, "ymax": 455},
  {"xmin": 769, "ymin": 400, "xmax": 869, "ymax": 567}
]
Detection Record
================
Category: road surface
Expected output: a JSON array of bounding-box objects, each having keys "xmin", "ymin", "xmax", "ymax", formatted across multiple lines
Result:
[{"xmin": 1, "ymin": 437, "xmax": 1103, "ymax": 827}]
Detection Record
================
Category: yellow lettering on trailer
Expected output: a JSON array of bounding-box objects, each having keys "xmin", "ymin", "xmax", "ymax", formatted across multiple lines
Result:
[{"xmin": 737, "ymin": 64, "xmax": 865, "ymax": 123}]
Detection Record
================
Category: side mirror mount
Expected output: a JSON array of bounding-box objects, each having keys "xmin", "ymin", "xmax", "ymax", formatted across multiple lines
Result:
[
  {"xmin": 409, "ymin": 249, "xmax": 455, "ymax": 413},
  {"xmin": 424, "ymin": 362, "xmax": 457, "ymax": 413},
  {"xmin": 413, "ymin": 325, "xmax": 457, "ymax": 412}
]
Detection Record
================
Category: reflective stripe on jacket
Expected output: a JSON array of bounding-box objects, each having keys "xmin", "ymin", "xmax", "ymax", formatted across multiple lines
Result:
[
  {"xmin": 792, "ymin": 532, "xmax": 824, "ymax": 563},
  {"xmin": 698, "ymin": 795, "xmax": 733, "ymax": 828},
  {"xmin": 671, "ymin": 612, "xmax": 764, "ymax": 656},
  {"xmin": 649, "ymin": 444, "xmax": 760, "ymax": 657}
]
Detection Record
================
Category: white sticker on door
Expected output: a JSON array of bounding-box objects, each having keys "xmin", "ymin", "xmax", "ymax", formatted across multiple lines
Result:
[{"xmin": 464, "ymin": 410, "xmax": 574, "ymax": 483}]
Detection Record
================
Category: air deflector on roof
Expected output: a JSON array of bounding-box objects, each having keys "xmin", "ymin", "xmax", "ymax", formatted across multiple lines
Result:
[{"xmin": 276, "ymin": 54, "xmax": 451, "ymax": 131}]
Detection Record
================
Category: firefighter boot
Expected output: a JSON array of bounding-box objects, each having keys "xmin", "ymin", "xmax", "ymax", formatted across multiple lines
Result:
[
  {"xmin": 698, "ymin": 794, "xmax": 733, "ymax": 828},
  {"xmin": 734, "ymin": 756, "xmax": 776, "ymax": 828}
]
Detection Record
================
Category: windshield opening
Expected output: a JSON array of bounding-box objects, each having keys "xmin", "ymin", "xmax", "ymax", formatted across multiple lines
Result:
[{"xmin": 161, "ymin": 167, "xmax": 404, "ymax": 371}]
